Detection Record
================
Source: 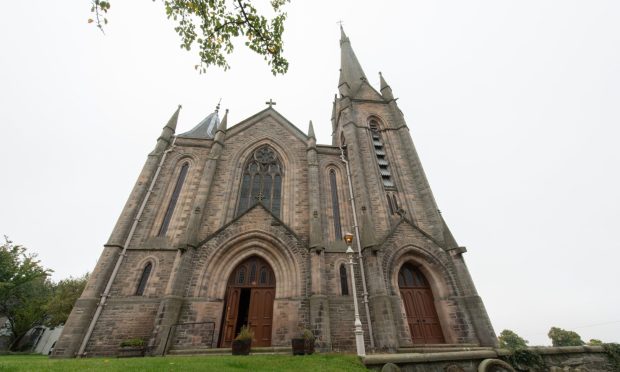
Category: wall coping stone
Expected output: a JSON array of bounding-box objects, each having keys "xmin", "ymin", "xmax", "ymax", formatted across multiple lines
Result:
[{"xmin": 364, "ymin": 346, "xmax": 606, "ymax": 366}]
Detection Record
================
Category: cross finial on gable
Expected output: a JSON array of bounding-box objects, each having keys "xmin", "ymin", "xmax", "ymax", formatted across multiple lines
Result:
[{"xmin": 265, "ymin": 99, "xmax": 276, "ymax": 108}]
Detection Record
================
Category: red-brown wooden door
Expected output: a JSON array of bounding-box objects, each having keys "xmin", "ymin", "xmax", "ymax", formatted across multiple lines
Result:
[
  {"xmin": 248, "ymin": 288, "xmax": 275, "ymax": 346},
  {"xmin": 220, "ymin": 256, "xmax": 275, "ymax": 347},
  {"xmin": 222, "ymin": 288, "xmax": 241, "ymax": 346},
  {"xmin": 399, "ymin": 264, "xmax": 445, "ymax": 344}
]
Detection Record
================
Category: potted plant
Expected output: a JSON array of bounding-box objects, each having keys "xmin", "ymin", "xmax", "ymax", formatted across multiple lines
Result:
[
  {"xmin": 117, "ymin": 338, "xmax": 145, "ymax": 358},
  {"xmin": 291, "ymin": 328, "xmax": 315, "ymax": 355},
  {"xmin": 231, "ymin": 325, "xmax": 253, "ymax": 356},
  {"xmin": 302, "ymin": 329, "xmax": 315, "ymax": 355}
]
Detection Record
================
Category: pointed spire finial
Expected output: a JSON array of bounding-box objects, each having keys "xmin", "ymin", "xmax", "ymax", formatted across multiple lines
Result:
[
  {"xmin": 379, "ymin": 71, "xmax": 394, "ymax": 100},
  {"xmin": 308, "ymin": 120, "xmax": 316, "ymax": 139},
  {"xmin": 217, "ymin": 109, "xmax": 229, "ymax": 132},
  {"xmin": 339, "ymin": 22, "xmax": 348, "ymax": 43},
  {"xmin": 164, "ymin": 105, "xmax": 182, "ymax": 132},
  {"xmin": 215, "ymin": 98, "xmax": 222, "ymax": 113}
]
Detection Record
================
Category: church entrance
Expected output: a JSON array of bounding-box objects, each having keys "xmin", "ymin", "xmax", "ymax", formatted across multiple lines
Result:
[
  {"xmin": 398, "ymin": 263, "xmax": 445, "ymax": 344},
  {"xmin": 220, "ymin": 256, "xmax": 275, "ymax": 347}
]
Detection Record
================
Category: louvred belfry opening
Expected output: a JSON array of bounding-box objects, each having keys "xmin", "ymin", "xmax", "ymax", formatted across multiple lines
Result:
[{"xmin": 220, "ymin": 256, "xmax": 275, "ymax": 347}]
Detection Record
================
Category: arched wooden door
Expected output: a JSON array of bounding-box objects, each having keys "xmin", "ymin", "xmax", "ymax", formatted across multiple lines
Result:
[
  {"xmin": 220, "ymin": 256, "xmax": 275, "ymax": 347},
  {"xmin": 398, "ymin": 263, "xmax": 445, "ymax": 344}
]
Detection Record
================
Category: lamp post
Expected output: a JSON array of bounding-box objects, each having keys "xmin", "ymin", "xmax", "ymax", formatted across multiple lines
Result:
[{"xmin": 344, "ymin": 232, "xmax": 366, "ymax": 357}]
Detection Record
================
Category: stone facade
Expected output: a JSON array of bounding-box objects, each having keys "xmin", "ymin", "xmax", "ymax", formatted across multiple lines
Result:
[{"xmin": 52, "ymin": 28, "xmax": 498, "ymax": 357}]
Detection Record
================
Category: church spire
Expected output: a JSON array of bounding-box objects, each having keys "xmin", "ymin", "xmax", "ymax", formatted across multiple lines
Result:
[
  {"xmin": 178, "ymin": 102, "xmax": 221, "ymax": 139},
  {"xmin": 338, "ymin": 26, "xmax": 367, "ymax": 97}
]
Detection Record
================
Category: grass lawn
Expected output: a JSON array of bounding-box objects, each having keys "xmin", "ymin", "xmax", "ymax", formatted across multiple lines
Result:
[{"xmin": 0, "ymin": 354, "xmax": 368, "ymax": 371}]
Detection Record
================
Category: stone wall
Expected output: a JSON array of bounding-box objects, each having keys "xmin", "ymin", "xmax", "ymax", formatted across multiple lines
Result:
[
  {"xmin": 364, "ymin": 346, "xmax": 614, "ymax": 372},
  {"xmin": 84, "ymin": 298, "xmax": 160, "ymax": 357}
]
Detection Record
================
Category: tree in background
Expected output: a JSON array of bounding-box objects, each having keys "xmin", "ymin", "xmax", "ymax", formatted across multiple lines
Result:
[
  {"xmin": 90, "ymin": 0, "xmax": 290, "ymax": 75},
  {"xmin": 548, "ymin": 327, "xmax": 585, "ymax": 347},
  {"xmin": 498, "ymin": 329, "xmax": 529, "ymax": 350},
  {"xmin": 0, "ymin": 236, "xmax": 52, "ymax": 350},
  {"xmin": 588, "ymin": 339, "xmax": 603, "ymax": 346},
  {"xmin": 45, "ymin": 274, "xmax": 89, "ymax": 327}
]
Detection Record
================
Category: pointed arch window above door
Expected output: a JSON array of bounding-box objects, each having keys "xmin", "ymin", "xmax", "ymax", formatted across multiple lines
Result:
[{"xmin": 236, "ymin": 145, "xmax": 283, "ymax": 217}]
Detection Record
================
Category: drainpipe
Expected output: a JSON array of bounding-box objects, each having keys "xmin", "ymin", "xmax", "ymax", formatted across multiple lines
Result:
[
  {"xmin": 77, "ymin": 137, "xmax": 177, "ymax": 357},
  {"xmin": 340, "ymin": 146, "xmax": 375, "ymax": 351}
]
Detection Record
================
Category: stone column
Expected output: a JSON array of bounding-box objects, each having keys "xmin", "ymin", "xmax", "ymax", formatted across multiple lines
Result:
[{"xmin": 306, "ymin": 123, "xmax": 332, "ymax": 350}]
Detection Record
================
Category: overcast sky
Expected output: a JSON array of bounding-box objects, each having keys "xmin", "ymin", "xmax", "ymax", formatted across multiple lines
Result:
[{"xmin": 1, "ymin": 1, "xmax": 619, "ymax": 346}]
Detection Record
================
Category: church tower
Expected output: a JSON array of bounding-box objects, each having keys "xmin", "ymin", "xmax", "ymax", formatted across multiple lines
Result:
[{"xmin": 52, "ymin": 28, "xmax": 497, "ymax": 358}]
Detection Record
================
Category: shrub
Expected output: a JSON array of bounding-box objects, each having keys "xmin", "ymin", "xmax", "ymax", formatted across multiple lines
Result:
[
  {"xmin": 498, "ymin": 329, "xmax": 528, "ymax": 350},
  {"xmin": 119, "ymin": 338, "xmax": 145, "ymax": 347},
  {"xmin": 504, "ymin": 349, "xmax": 546, "ymax": 371},
  {"xmin": 602, "ymin": 343, "xmax": 620, "ymax": 371},
  {"xmin": 548, "ymin": 327, "xmax": 585, "ymax": 347},
  {"xmin": 301, "ymin": 329, "xmax": 315, "ymax": 341},
  {"xmin": 234, "ymin": 325, "xmax": 254, "ymax": 341}
]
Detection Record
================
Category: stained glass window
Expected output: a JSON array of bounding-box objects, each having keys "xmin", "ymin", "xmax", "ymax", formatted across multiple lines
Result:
[{"xmin": 236, "ymin": 146, "xmax": 283, "ymax": 217}]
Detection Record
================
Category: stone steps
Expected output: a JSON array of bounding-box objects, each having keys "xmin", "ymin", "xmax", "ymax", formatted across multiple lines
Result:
[{"xmin": 167, "ymin": 346, "xmax": 292, "ymax": 356}]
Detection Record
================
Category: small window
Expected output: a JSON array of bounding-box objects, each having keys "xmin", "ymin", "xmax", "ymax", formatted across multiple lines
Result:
[
  {"xmin": 250, "ymin": 263, "xmax": 257, "ymax": 283},
  {"xmin": 237, "ymin": 267, "xmax": 246, "ymax": 285},
  {"xmin": 135, "ymin": 263, "xmax": 152, "ymax": 296},
  {"xmin": 339, "ymin": 264, "xmax": 349, "ymax": 295}
]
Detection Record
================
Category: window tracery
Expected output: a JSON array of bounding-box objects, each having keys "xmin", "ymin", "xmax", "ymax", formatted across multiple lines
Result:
[{"xmin": 236, "ymin": 146, "xmax": 283, "ymax": 216}]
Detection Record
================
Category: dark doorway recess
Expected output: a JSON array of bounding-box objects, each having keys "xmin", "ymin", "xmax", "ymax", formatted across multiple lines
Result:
[
  {"xmin": 398, "ymin": 263, "xmax": 445, "ymax": 344},
  {"xmin": 220, "ymin": 256, "xmax": 276, "ymax": 347}
]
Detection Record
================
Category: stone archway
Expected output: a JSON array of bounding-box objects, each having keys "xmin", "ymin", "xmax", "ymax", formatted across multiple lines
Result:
[{"xmin": 220, "ymin": 256, "xmax": 276, "ymax": 347}]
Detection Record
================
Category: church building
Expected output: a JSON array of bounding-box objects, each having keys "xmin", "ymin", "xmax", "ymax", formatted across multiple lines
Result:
[{"xmin": 53, "ymin": 28, "xmax": 497, "ymax": 357}]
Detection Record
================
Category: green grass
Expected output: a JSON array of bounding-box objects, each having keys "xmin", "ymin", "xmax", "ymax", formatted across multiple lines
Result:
[{"xmin": 0, "ymin": 354, "xmax": 367, "ymax": 371}]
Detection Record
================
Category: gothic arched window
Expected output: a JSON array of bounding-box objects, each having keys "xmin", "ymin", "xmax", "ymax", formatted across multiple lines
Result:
[
  {"xmin": 158, "ymin": 162, "xmax": 189, "ymax": 236},
  {"xmin": 135, "ymin": 262, "xmax": 152, "ymax": 296},
  {"xmin": 236, "ymin": 146, "xmax": 283, "ymax": 217},
  {"xmin": 339, "ymin": 264, "xmax": 349, "ymax": 295},
  {"xmin": 329, "ymin": 170, "xmax": 342, "ymax": 240}
]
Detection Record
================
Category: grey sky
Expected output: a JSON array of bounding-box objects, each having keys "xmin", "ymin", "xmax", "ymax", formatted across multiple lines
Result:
[{"xmin": 1, "ymin": 1, "xmax": 618, "ymax": 346}]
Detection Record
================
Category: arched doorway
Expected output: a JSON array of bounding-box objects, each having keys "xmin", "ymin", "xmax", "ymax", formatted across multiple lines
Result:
[
  {"xmin": 398, "ymin": 263, "xmax": 445, "ymax": 344},
  {"xmin": 220, "ymin": 256, "xmax": 275, "ymax": 347}
]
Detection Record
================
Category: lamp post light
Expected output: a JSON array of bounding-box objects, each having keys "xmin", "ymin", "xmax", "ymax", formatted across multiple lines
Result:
[{"xmin": 344, "ymin": 232, "xmax": 366, "ymax": 357}]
